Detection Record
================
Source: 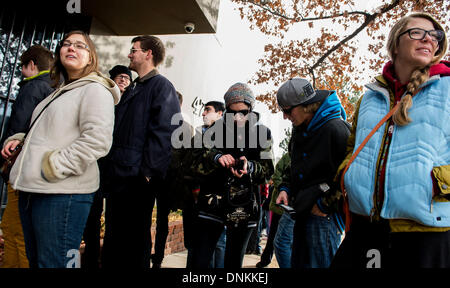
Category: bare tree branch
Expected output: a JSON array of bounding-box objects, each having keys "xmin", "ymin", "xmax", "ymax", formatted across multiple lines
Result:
[
  {"xmin": 310, "ymin": 0, "xmax": 400, "ymax": 75},
  {"xmin": 233, "ymin": 0, "xmax": 448, "ymax": 115},
  {"xmin": 239, "ymin": 0, "xmax": 370, "ymax": 22}
]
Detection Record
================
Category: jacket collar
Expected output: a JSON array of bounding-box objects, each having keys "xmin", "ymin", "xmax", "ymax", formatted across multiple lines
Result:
[
  {"xmin": 367, "ymin": 73, "xmax": 441, "ymax": 106},
  {"xmin": 136, "ymin": 68, "xmax": 159, "ymax": 83},
  {"xmin": 375, "ymin": 60, "xmax": 450, "ymax": 97},
  {"xmin": 120, "ymin": 69, "xmax": 160, "ymax": 105},
  {"xmin": 18, "ymin": 70, "xmax": 50, "ymax": 87}
]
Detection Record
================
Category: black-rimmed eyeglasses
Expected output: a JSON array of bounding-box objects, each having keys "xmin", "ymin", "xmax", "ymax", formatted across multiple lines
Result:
[
  {"xmin": 115, "ymin": 75, "xmax": 131, "ymax": 82},
  {"xmin": 399, "ymin": 28, "xmax": 444, "ymax": 43}
]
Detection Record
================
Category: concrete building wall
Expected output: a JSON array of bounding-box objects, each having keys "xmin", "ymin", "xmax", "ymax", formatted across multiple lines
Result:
[
  {"xmin": 90, "ymin": 0, "xmax": 291, "ymax": 162},
  {"xmin": 91, "ymin": 33, "xmax": 222, "ymax": 130}
]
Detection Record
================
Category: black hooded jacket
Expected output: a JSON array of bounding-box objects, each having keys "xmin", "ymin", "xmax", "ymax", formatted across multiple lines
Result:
[
  {"xmin": 279, "ymin": 91, "xmax": 350, "ymax": 218},
  {"xmin": 3, "ymin": 72, "xmax": 53, "ymax": 142}
]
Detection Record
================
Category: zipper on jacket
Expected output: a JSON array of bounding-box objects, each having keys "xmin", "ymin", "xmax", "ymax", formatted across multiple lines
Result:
[
  {"xmin": 430, "ymin": 198, "xmax": 433, "ymax": 213},
  {"xmin": 370, "ymin": 206, "xmax": 376, "ymax": 222}
]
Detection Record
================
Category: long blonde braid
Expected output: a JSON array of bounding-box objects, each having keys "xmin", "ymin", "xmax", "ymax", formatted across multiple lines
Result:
[{"xmin": 392, "ymin": 66, "xmax": 430, "ymax": 126}]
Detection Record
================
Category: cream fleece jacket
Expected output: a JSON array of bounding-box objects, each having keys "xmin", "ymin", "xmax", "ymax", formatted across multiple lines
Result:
[{"xmin": 6, "ymin": 72, "xmax": 121, "ymax": 194}]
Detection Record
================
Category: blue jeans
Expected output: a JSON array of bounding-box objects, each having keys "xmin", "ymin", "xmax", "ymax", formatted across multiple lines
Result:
[
  {"xmin": 210, "ymin": 227, "xmax": 226, "ymax": 268},
  {"xmin": 291, "ymin": 213, "xmax": 342, "ymax": 268},
  {"xmin": 274, "ymin": 212, "xmax": 294, "ymax": 268},
  {"xmin": 19, "ymin": 192, "xmax": 94, "ymax": 268},
  {"xmin": 191, "ymin": 217, "xmax": 253, "ymax": 268}
]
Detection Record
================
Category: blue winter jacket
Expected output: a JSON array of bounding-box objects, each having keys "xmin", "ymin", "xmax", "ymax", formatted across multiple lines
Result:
[
  {"xmin": 103, "ymin": 70, "xmax": 181, "ymax": 179},
  {"xmin": 345, "ymin": 75, "xmax": 450, "ymax": 227}
]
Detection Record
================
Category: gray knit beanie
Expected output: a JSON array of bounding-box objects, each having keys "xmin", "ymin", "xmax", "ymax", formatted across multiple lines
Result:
[{"xmin": 223, "ymin": 82, "xmax": 255, "ymax": 110}]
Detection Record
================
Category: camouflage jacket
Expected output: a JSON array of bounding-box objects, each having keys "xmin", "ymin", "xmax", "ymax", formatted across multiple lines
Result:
[{"xmin": 187, "ymin": 113, "xmax": 274, "ymax": 213}]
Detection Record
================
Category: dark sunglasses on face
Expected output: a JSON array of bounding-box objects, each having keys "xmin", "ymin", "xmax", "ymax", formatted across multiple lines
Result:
[
  {"xmin": 280, "ymin": 104, "xmax": 300, "ymax": 115},
  {"xmin": 227, "ymin": 109, "xmax": 250, "ymax": 116},
  {"xmin": 399, "ymin": 27, "xmax": 444, "ymax": 43}
]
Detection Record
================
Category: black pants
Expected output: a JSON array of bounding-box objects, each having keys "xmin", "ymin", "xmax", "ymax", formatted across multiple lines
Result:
[
  {"xmin": 149, "ymin": 190, "xmax": 171, "ymax": 265},
  {"xmin": 259, "ymin": 212, "xmax": 281, "ymax": 265},
  {"xmin": 331, "ymin": 214, "xmax": 450, "ymax": 268},
  {"xmin": 182, "ymin": 196, "xmax": 197, "ymax": 268},
  {"xmin": 191, "ymin": 217, "xmax": 253, "ymax": 268},
  {"xmin": 182, "ymin": 200, "xmax": 196, "ymax": 250},
  {"xmin": 81, "ymin": 190, "xmax": 104, "ymax": 269},
  {"xmin": 102, "ymin": 176, "xmax": 158, "ymax": 269},
  {"xmin": 246, "ymin": 208, "xmax": 263, "ymax": 254}
]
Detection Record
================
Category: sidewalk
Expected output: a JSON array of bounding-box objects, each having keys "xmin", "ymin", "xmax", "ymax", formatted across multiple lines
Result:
[
  {"xmin": 0, "ymin": 227, "xmax": 280, "ymax": 268},
  {"xmin": 161, "ymin": 235, "xmax": 279, "ymax": 268}
]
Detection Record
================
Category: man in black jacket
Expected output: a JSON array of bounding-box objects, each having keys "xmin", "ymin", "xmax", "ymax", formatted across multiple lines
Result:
[
  {"xmin": 0, "ymin": 45, "xmax": 53, "ymax": 268},
  {"xmin": 276, "ymin": 78, "xmax": 350, "ymax": 268},
  {"xmin": 101, "ymin": 35, "xmax": 181, "ymax": 268}
]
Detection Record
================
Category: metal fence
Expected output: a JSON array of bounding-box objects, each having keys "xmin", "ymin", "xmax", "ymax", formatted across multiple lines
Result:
[{"xmin": 0, "ymin": 6, "xmax": 91, "ymax": 221}]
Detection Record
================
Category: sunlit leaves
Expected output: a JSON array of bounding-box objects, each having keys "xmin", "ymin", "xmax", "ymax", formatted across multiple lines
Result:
[{"xmin": 231, "ymin": 0, "xmax": 449, "ymax": 119}]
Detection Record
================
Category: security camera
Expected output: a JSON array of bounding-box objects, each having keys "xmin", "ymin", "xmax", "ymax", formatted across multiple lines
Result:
[{"xmin": 184, "ymin": 22, "xmax": 195, "ymax": 34}]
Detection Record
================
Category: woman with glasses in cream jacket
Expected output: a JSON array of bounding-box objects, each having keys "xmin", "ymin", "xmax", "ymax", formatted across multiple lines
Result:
[{"xmin": 1, "ymin": 31, "xmax": 121, "ymax": 268}]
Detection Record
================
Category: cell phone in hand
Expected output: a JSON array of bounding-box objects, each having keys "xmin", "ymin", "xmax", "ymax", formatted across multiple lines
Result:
[
  {"xmin": 277, "ymin": 203, "xmax": 296, "ymax": 214},
  {"xmin": 235, "ymin": 159, "xmax": 245, "ymax": 171}
]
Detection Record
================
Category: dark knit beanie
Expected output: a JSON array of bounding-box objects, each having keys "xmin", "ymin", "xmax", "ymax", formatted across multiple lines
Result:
[
  {"xmin": 108, "ymin": 65, "xmax": 132, "ymax": 81},
  {"xmin": 223, "ymin": 82, "xmax": 255, "ymax": 109}
]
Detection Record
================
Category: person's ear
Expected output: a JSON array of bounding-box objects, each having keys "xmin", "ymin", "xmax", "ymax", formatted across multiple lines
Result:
[
  {"xmin": 29, "ymin": 60, "xmax": 37, "ymax": 72},
  {"xmin": 146, "ymin": 49, "xmax": 153, "ymax": 60}
]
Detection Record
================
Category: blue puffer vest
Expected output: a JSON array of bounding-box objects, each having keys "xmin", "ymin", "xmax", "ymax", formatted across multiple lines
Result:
[{"xmin": 345, "ymin": 75, "xmax": 450, "ymax": 227}]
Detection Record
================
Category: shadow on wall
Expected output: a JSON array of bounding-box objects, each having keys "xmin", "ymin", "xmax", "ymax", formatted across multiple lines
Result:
[
  {"xmin": 91, "ymin": 35, "xmax": 176, "ymax": 76},
  {"xmin": 91, "ymin": 35, "xmax": 131, "ymax": 75}
]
